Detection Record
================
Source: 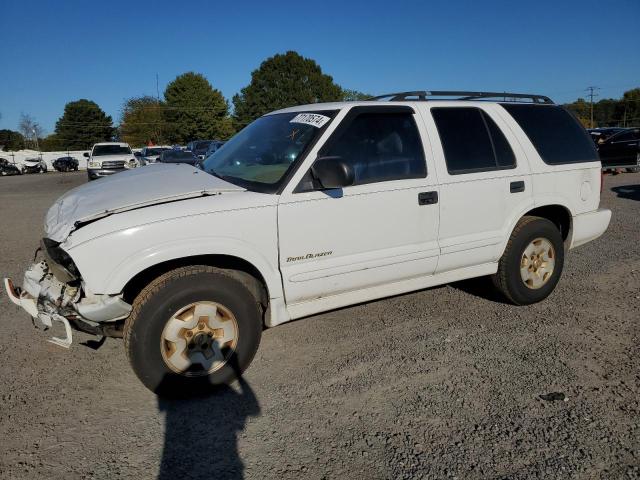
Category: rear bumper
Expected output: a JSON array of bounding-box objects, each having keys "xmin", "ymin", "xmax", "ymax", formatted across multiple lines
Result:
[{"xmin": 569, "ymin": 208, "xmax": 612, "ymax": 249}]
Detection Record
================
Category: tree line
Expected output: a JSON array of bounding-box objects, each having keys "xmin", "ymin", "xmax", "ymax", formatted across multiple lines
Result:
[
  {"xmin": 1, "ymin": 50, "xmax": 637, "ymax": 151},
  {"xmin": 563, "ymin": 88, "xmax": 640, "ymax": 128}
]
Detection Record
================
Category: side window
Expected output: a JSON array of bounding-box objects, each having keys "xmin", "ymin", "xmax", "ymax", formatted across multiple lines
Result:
[
  {"xmin": 432, "ymin": 107, "xmax": 516, "ymax": 174},
  {"xmin": 320, "ymin": 112, "xmax": 426, "ymax": 186},
  {"xmin": 501, "ymin": 104, "xmax": 598, "ymax": 164},
  {"xmin": 611, "ymin": 130, "xmax": 638, "ymax": 142}
]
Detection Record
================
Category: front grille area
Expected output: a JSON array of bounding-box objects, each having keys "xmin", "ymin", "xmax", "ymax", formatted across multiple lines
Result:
[{"xmin": 101, "ymin": 161, "xmax": 125, "ymax": 169}]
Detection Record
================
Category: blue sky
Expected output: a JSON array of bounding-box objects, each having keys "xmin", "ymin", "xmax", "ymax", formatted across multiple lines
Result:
[{"xmin": 1, "ymin": 0, "xmax": 638, "ymax": 133}]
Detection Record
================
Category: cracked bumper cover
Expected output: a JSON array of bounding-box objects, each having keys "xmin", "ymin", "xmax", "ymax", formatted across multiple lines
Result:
[{"xmin": 4, "ymin": 261, "xmax": 132, "ymax": 347}]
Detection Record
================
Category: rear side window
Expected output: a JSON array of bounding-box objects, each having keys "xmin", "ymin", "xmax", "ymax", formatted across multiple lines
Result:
[
  {"xmin": 501, "ymin": 104, "xmax": 598, "ymax": 164},
  {"xmin": 431, "ymin": 107, "xmax": 516, "ymax": 174}
]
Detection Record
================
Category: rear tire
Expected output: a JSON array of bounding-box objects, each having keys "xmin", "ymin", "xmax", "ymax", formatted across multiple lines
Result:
[
  {"xmin": 492, "ymin": 216, "xmax": 564, "ymax": 305},
  {"xmin": 124, "ymin": 266, "xmax": 263, "ymax": 397}
]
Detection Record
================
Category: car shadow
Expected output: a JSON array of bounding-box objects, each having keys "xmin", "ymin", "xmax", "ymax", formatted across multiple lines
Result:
[
  {"xmin": 449, "ymin": 276, "xmax": 508, "ymax": 304},
  {"xmin": 156, "ymin": 365, "xmax": 260, "ymax": 479},
  {"xmin": 611, "ymin": 184, "xmax": 640, "ymax": 201}
]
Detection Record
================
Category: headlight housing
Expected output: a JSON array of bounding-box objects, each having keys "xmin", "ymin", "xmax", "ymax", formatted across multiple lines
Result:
[
  {"xmin": 88, "ymin": 160, "xmax": 101, "ymax": 168},
  {"xmin": 41, "ymin": 238, "xmax": 80, "ymax": 283},
  {"xmin": 125, "ymin": 159, "xmax": 138, "ymax": 169}
]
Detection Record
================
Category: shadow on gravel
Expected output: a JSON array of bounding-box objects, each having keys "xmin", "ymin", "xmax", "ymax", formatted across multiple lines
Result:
[
  {"xmin": 611, "ymin": 184, "xmax": 640, "ymax": 201},
  {"xmin": 156, "ymin": 372, "xmax": 260, "ymax": 479},
  {"xmin": 449, "ymin": 277, "xmax": 507, "ymax": 304}
]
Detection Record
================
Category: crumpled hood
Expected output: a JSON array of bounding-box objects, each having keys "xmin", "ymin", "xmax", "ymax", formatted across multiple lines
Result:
[{"xmin": 45, "ymin": 163, "xmax": 244, "ymax": 242}]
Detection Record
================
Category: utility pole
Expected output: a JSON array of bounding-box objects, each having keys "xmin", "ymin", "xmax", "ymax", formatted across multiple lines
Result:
[
  {"xmin": 586, "ymin": 86, "xmax": 600, "ymax": 128},
  {"xmin": 156, "ymin": 73, "xmax": 160, "ymax": 102}
]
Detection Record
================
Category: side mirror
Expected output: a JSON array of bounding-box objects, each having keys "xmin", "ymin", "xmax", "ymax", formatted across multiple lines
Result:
[
  {"xmin": 311, "ymin": 156, "xmax": 355, "ymax": 190},
  {"xmin": 83, "ymin": 152, "xmax": 90, "ymax": 157}
]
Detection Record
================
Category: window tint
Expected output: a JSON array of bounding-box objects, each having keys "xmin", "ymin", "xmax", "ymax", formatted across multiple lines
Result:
[
  {"xmin": 320, "ymin": 112, "xmax": 426, "ymax": 186},
  {"xmin": 611, "ymin": 129, "xmax": 639, "ymax": 142},
  {"xmin": 432, "ymin": 107, "xmax": 516, "ymax": 174},
  {"xmin": 501, "ymin": 104, "xmax": 598, "ymax": 164}
]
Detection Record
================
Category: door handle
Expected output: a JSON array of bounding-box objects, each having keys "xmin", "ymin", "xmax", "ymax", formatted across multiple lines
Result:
[
  {"xmin": 418, "ymin": 191, "xmax": 438, "ymax": 205},
  {"xmin": 510, "ymin": 181, "xmax": 525, "ymax": 193}
]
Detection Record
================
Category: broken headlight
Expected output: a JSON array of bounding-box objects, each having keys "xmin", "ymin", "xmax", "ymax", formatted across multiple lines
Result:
[{"xmin": 41, "ymin": 238, "xmax": 81, "ymax": 283}]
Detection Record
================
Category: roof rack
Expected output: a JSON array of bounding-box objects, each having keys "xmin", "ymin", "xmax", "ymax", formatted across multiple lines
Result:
[{"xmin": 369, "ymin": 90, "xmax": 554, "ymax": 104}]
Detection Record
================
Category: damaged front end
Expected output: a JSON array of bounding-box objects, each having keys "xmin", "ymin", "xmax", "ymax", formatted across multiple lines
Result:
[{"xmin": 4, "ymin": 239, "xmax": 132, "ymax": 348}]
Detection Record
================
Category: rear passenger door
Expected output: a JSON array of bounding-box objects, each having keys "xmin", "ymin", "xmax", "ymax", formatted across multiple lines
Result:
[{"xmin": 422, "ymin": 105, "xmax": 532, "ymax": 272}]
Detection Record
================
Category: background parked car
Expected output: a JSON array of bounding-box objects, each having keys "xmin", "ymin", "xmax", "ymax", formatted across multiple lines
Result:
[
  {"xmin": 587, "ymin": 127, "xmax": 625, "ymax": 144},
  {"xmin": 597, "ymin": 127, "xmax": 640, "ymax": 171},
  {"xmin": 52, "ymin": 156, "xmax": 79, "ymax": 172},
  {"xmin": 204, "ymin": 140, "xmax": 225, "ymax": 158},
  {"xmin": 158, "ymin": 149, "xmax": 200, "ymax": 165},
  {"xmin": 22, "ymin": 158, "xmax": 48, "ymax": 174},
  {"xmin": 85, "ymin": 142, "xmax": 138, "ymax": 180},
  {"xmin": 139, "ymin": 146, "xmax": 171, "ymax": 165},
  {"xmin": 0, "ymin": 157, "xmax": 22, "ymax": 176},
  {"xmin": 186, "ymin": 140, "xmax": 217, "ymax": 159}
]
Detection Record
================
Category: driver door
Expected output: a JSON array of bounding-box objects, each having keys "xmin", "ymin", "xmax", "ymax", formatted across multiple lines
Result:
[{"xmin": 277, "ymin": 106, "xmax": 440, "ymax": 308}]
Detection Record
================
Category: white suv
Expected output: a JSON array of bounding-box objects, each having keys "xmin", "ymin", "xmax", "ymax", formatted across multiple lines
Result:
[
  {"xmin": 5, "ymin": 91, "xmax": 611, "ymax": 396},
  {"xmin": 85, "ymin": 142, "xmax": 139, "ymax": 180}
]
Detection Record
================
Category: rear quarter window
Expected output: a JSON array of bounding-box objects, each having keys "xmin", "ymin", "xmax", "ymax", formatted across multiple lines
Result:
[{"xmin": 501, "ymin": 104, "xmax": 598, "ymax": 165}]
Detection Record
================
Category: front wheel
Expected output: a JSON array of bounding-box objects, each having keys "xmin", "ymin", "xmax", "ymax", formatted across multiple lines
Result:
[
  {"xmin": 492, "ymin": 216, "xmax": 565, "ymax": 305},
  {"xmin": 124, "ymin": 266, "xmax": 263, "ymax": 396}
]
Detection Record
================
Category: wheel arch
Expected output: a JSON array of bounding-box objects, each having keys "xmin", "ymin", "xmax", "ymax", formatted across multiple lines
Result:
[
  {"xmin": 122, "ymin": 254, "xmax": 271, "ymax": 313},
  {"xmin": 500, "ymin": 203, "xmax": 573, "ymax": 258}
]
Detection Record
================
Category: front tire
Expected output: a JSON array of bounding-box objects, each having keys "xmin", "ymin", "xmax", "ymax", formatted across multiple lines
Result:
[
  {"xmin": 492, "ymin": 216, "xmax": 564, "ymax": 305},
  {"xmin": 124, "ymin": 266, "xmax": 263, "ymax": 397}
]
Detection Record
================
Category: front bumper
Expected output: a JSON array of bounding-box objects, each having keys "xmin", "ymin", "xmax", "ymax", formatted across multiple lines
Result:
[
  {"xmin": 4, "ymin": 260, "xmax": 132, "ymax": 348},
  {"xmin": 87, "ymin": 168, "xmax": 125, "ymax": 180}
]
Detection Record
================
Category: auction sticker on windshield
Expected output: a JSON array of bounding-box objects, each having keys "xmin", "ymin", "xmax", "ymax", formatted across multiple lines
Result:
[{"xmin": 290, "ymin": 113, "xmax": 331, "ymax": 128}]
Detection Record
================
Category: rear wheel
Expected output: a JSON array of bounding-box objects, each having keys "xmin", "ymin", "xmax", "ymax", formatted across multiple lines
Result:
[
  {"xmin": 124, "ymin": 266, "xmax": 263, "ymax": 396},
  {"xmin": 492, "ymin": 216, "xmax": 564, "ymax": 305}
]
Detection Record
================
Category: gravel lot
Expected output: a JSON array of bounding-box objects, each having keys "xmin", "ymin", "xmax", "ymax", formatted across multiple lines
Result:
[{"xmin": 0, "ymin": 171, "xmax": 638, "ymax": 479}]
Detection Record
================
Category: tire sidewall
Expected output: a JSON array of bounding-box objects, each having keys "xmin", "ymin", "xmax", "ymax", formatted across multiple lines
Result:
[
  {"xmin": 504, "ymin": 218, "xmax": 564, "ymax": 305},
  {"xmin": 127, "ymin": 270, "xmax": 262, "ymax": 395}
]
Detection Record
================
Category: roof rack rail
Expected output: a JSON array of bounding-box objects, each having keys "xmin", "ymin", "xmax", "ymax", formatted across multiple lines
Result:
[{"xmin": 370, "ymin": 90, "xmax": 554, "ymax": 104}]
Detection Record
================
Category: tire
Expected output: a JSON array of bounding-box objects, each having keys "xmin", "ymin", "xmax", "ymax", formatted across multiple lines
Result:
[
  {"xmin": 492, "ymin": 216, "xmax": 564, "ymax": 305},
  {"xmin": 124, "ymin": 266, "xmax": 263, "ymax": 397}
]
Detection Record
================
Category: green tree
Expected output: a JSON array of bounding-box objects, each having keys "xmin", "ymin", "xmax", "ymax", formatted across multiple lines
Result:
[
  {"xmin": 616, "ymin": 88, "xmax": 640, "ymax": 127},
  {"xmin": 120, "ymin": 96, "xmax": 167, "ymax": 147},
  {"xmin": 163, "ymin": 72, "xmax": 233, "ymax": 143},
  {"xmin": 232, "ymin": 51, "xmax": 343, "ymax": 129},
  {"xmin": 564, "ymin": 87, "xmax": 640, "ymax": 128},
  {"xmin": 39, "ymin": 134, "xmax": 65, "ymax": 151},
  {"xmin": 54, "ymin": 99, "xmax": 114, "ymax": 150},
  {"xmin": 564, "ymin": 98, "xmax": 591, "ymax": 127},
  {"xmin": 0, "ymin": 129, "xmax": 25, "ymax": 151},
  {"xmin": 341, "ymin": 89, "xmax": 373, "ymax": 101}
]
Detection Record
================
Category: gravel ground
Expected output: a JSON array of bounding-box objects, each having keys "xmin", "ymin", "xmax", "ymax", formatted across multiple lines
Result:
[{"xmin": 0, "ymin": 171, "xmax": 638, "ymax": 479}]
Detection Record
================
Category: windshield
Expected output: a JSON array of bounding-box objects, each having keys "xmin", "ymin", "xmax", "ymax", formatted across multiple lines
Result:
[
  {"xmin": 202, "ymin": 111, "xmax": 334, "ymax": 192},
  {"xmin": 93, "ymin": 145, "xmax": 132, "ymax": 156}
]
